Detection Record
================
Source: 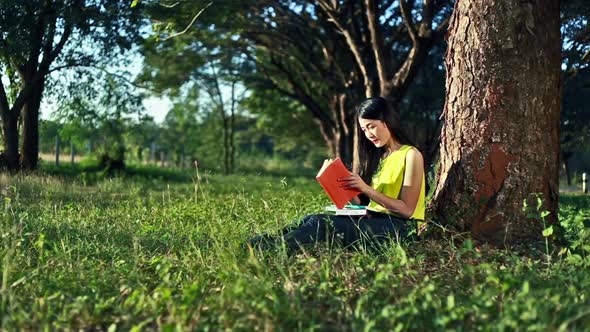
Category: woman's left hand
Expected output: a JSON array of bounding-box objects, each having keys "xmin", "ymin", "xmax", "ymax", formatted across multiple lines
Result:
[{"xmin": 339, "ymin": 173, "xmax": 370, "ymax": 193}]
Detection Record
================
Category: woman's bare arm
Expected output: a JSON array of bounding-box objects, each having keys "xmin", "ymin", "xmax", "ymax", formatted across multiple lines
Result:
[{"xmin": 340, "ymin": 148, "xmax": 424, "ymax": 218}]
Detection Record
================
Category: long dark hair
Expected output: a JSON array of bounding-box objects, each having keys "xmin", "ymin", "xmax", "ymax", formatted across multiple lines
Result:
[{"xmin": 356, "ymin": 97, "xmax": 416, "ymax": 186}]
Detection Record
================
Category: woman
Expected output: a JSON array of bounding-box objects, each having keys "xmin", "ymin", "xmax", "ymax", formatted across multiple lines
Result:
[{"xmin": 248, "ymin": 97, "xmax": 425, "ymax": 251}]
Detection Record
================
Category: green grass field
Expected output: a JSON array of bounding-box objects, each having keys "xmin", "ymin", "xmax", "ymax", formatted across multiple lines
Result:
[{"xmin": 1, "ymin": 164, "xmax": 589, "ymax": 331}]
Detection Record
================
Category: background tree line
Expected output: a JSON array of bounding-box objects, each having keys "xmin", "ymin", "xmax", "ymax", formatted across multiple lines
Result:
[
  {"xmin": 1, "ymin": 1, "xmax": 589, "ymax": 241},
  {"xmin": 2, "ymin": 1, "xmax": 585, "ymax": 177}
]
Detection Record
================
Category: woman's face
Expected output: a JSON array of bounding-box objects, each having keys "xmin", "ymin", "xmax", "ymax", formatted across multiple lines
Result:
[{"xmin": 358, "ymin": 118, "xmax": 392, "ymax": 148}]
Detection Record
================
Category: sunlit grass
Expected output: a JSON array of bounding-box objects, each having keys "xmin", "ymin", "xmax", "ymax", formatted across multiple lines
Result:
[{"xmin": 0, "ymin": 166, "xmax": 589, "ymax": 330}]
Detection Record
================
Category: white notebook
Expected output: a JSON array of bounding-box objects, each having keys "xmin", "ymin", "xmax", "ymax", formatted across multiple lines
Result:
[{"xmin": 325, "ymin": 204, "xmax": 367, "ymax": 216}]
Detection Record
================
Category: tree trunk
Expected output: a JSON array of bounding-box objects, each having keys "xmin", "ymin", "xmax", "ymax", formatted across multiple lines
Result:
[
  {"xmin": 219, "ymin": 104, "xmax": 229, "ymax": 175},
  {"xmin": 229, "ymin": 81, "xmax": 236, "ymax": 174},
  {"xmin": 137, "ymin": 146, "xmax": 143, "ymax": 162},
  {"xmin": 319, "ymin": 120, "xmax": 355, "ymax": 167},
  {"xmin": 562, "ymin": 151, "xmax": 573, "ymax": 186},
  {"xmin": 1, "ymin": 111, "xmax": 19, "ymax": 170},
  {"xmin": 320, "ymin": 93, "xmax": 356, "ymax": 167},
  {"xmin": 563, "ymin": 160, "xmax": 571, "ymax": 187},
  {"xmin": 55, "ymin": 135, "xmax": 60, "ymax": 166},
  {"xmin": 70, "ymin": 141, "xmax": 75, "ymax": 164},
  {"xmin": 21, "ymin": 80, "xmax": 45, "ymax": 170},
  {"xmin": 432, "ymin": 0, "xmax": 561, "ymax": 245}
]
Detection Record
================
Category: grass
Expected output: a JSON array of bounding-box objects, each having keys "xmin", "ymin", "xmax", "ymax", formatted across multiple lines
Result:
[{"xmin": 0, "ymin": 164, "xmax": 589, "ymax": 330}]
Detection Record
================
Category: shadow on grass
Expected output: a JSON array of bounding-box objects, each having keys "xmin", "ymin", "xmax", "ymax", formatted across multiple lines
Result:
[
  {"xmin": 26, "ymin": 217, "xmax": 214, "ymax": 261},
  {"xmin": 39, "ymin": 161, "xmax": 194, "ymax": 184},
  {"xmin": 233, "ymin": 166, "xmax": 317, "ymax": 178},
  {"xmin": 37, "ymin": 160, "xmax": 317, "ymax": 184}
]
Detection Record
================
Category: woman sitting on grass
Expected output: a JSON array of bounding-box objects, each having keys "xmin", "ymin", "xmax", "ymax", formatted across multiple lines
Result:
[{"xmin": 247, "ymin": 96, "xmax": 425, "ymax": 252}]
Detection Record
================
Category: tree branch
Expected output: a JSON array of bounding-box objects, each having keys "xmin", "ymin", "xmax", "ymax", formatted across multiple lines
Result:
[
  {"xmin": 42, "ymin": 7, "xmax": 58, "ymax": 68},
  {"xmin": 317, "ymin": 0, "xmax": 373, "ymax": 97},
  {"xmin": 48, "ymin": 63, "xmax": 158, "ymax": 93},
  {"xmin": 365, "ymin": 0, "xmax": 388, "ymax": 94},
  {"xmin": 0, "ymin": 77, "xmax": 11, "ymax": 117},
  {"xmin": 38, "ymin": 21, "xmax": 72, "ymax": 76},
  {"xmin": 247, "ymin": 54, "xmax": 334, "ymax": 135},
  {"xmin": 160, "ymin": 1, "xmax": 181, "ymax": 8},
  {"xmin": 388, "ymin": 0, "xmax": 437, "ymax": 104},
  {"xmin": 268, "ymin": 55, "xmax": 334, "ymax": 127},
  {"xmin": 434, "ymin": 15, "xmax": 451, "ymax": 38},
  {"xmin": 399, "ymin": 0, "xmax": 418, "ymax": 45},
  {"xmin": 162, "ymin": 2, "xmax": 213, "ymax": 41},
  {"xmin": 23, "ymin": 1, "xmax": 49, "ymax": 80}
]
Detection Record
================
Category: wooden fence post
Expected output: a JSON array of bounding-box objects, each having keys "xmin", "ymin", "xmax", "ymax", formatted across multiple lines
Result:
[
  {"xmin": 70, "ymin": 141, "xmax": 75, "ymax": 164},
  {"xmin": 55, "ymin": 136, "xmax": 60, "ymax": 166}
]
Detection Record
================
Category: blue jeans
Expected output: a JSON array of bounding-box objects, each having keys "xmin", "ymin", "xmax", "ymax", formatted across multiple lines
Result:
[{"xmin": 276, "ymin": 212, "xmax": 415, "ymax": 250}]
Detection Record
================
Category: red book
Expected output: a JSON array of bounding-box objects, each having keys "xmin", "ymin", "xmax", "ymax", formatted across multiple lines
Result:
[{"xmin": 316, "ymin": 158, "xmax": 360, "ymax": 208}]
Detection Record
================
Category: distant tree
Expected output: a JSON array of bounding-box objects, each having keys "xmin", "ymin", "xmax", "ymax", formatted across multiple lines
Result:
[
  {"xmin": 160, "ymin": 88, "xmax": 201, "ymax": 167},
  {"xmin": 126, "ymin": 115, "xmax": 159, "ymax": 163},
  {"xmin": 141, "ymin": 0, "xmax": 452, "ymax": 167},
  {"xmin": 561, "ymin": 0, "xmax": 590, "ymax": 81},
  {"xmin": 560, "ymin": 0, "xmax": 590, "ymax": 184},
  {"xmin": 141, "ymin": 22, "xmax": 248, "ymax": 174},
  {"xmin": 241, "ymin": 88, "xmax": 326, "ymax": 165},
  {"xmin": 52, "ymin": 72, "xmax": 145, "ymax": 168},
  {"xmin": 38, "ymin": 119, "xmax": 61, "ymax": 154},
  {"xmin": 561, "ymin": 70, "xmax": 590, "ymax": 184},
  {"xmin": 0, "ymin": 0, "xmax": 143, "ymax": 170}
]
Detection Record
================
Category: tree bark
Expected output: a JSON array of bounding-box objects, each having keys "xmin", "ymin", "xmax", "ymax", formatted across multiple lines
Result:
[
  {"xmin": 21, "ymin": 79, "xmax": 45, "ymax": 170},
  {"xmin": 561, "ymin": 151, "xmax": 573, "ymax": 186},
  {"xmin": 0, "ymin": 77, "xmax": 20, "ymax": 170},
  {"xmin": 55, "ymin": 135, "xmax": 60, "ymax": 166},
  {"xmin": 230, "ymin": 80, "xmax": 236, "ymax": 174},
  {"xmin": 219, "ymin": 103, "xmax": 229, "ymax": 175},
  {"xmin": 1, "ymin": 112, "xmax": 19, "ymax": 170},
  {"xmin": 432, "ymin": 0, "xmax": 561, "ymax": 245},
  {"xmin": 137, "ymin": 146, "xmax": 143, "ymax": 162}
]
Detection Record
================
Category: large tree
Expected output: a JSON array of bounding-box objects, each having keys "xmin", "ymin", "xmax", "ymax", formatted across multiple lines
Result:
[
  {"xmin": 0, "ymin": 0, "xmax": 143, "ymax": 170},
  {"xmin": 432, "ymin": 0, "xmax": 561, "ymax": 245},
  {"xmin": 247, "ymin": 0, "xmax": 452, "ymax": 166},
  {"xmin": 143, "ymin": 0, "xmax": 452, "ymax": 166}
]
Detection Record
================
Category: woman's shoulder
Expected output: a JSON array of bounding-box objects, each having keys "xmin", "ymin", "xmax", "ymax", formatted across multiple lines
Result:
[
  {"xmin": 403, "ymin": 145, "xmax": 422, "ymax": 155},
  {"xmin": 404, "ymin": 146, "xmax": 424, "ymax": 165}
]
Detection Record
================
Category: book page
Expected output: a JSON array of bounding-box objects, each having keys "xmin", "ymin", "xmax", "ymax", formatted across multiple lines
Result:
[{"xmin": 316, "ymin": 158, "xmax": 333, "ymax": 177}]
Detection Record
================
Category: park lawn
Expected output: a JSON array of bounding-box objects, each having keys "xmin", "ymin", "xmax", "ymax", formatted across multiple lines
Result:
[{"xmin": 1, "ymin": 165, "xmax": 589, "ymax": 331}]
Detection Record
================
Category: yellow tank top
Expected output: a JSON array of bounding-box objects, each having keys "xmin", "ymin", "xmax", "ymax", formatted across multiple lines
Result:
[{"xmin": 367, "ymin": 145, "xmax": 426, "ymax": 221}]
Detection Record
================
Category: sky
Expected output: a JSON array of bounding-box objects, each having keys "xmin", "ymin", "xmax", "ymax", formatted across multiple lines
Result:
[
  {"xmin": 40, "ymin": 92, "xmax": 172, "ymax": 124},
  {"xmin": 38, "ymin": 50, "xmax": 173, "ymax": 124},
  {"xmin": 142, "ymin": 96, "xmax": 172, "ymax": 123}
]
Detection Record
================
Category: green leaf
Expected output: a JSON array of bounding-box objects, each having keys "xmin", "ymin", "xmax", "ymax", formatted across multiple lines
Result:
[
  {"xmin": 540, "ymin": 211, "xmax": 550, "ymax": 218},
  {"xmin": 447, "ymin": 295, "xmax": 455, "ymax": 309},
  {"xmin": 521, "ymin": 281, "xmax": 530, "ymax": 294},
  {"xmin": 131, "ymin": 0, "xmax": 139, "ymax": 8},
  {"xmin": 558, "ymin": 247, "xmax": 570, "ymax": 256},
  {"xmin": 542, "ymin": 225, "xmax": 554, "ymax": 237}
]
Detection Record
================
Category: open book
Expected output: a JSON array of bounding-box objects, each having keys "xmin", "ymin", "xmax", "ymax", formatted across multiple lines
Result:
[
  {"xmin": 316, "ymin": 158, "xmax": 360, "ymax": 208},
  {"xmin": 325, "ymin": 204, "xmax": 367, "ymax": 216}
]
